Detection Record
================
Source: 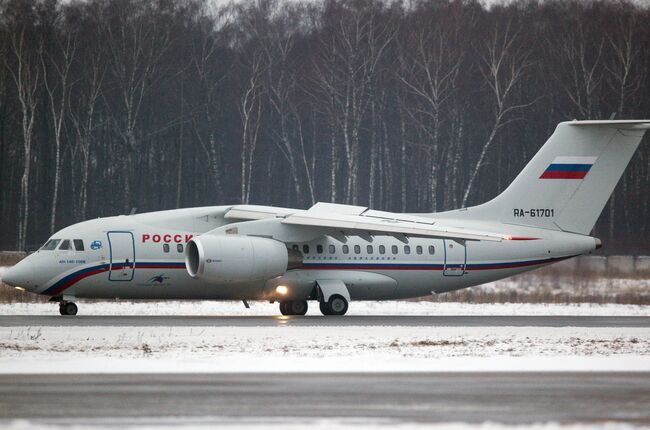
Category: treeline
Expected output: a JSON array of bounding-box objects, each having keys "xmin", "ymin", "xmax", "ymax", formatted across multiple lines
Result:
[{"xmin": 0, "ymin": 0, "xmax": 649, "ymax": 252}]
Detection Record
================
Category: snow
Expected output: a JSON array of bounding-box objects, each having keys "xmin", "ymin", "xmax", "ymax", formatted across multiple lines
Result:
[
  {"xmin": 478, "ymin": 276, "xmax": 649, "ymax": 297},
  {"xmin": 0, "ymin": 419, "xmax": 646, "ymax": 430},
  {"xmin": 1, "ymin": 324, "xmax": 649, "ymax": 373},
  {"xmin": 2, "ymin": 300, "xmax": 650, "ymax": 316},
  {"xmin": 2, "ymin": 293, "xmax": 650, "ymax": 375}
]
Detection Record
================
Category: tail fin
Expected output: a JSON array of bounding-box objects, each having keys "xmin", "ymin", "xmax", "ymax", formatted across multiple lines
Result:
[{"xmin": 452, "ymin": 120, "xmax": 650, "ymax": 235}]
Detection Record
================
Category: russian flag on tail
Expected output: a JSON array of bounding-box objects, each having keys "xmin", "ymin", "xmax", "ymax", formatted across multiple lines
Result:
[{"xmin": 540, "ymin": 156, "xmax": 597, "ymax": 179}]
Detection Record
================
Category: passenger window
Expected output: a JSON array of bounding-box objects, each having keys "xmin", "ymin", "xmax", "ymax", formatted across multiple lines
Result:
[
  {"xmin": 416, "ymin": 245, "xmax": 423, "ymax": 255},
  {"xmin": 367, "ymin": 245, "xmax": 373, "ymax": 254},
  {"xmin": 303, "ymin": 245, "xmax": 310, "ymax": 254},
  {"xmin": 59, "ymin": 240, "xmax": 71, "ymax": 251},
  {"xmin": 429, "ymin": 245, "xmax": 435, "ymax": 255},
  {"xmin": 177, "ymin": 244, "xmax": 183, "ymax": 253},
  {"xmin": 317, "ymin": 245, "xmax": 323, "ymax": 254},
  {"xmin": 404, "ymin": 245, "xmax": 411, "ymax": 255},
  {"xmin": 292, "ymin": 244, "xmax": 299, "ymax": 251},
  {"xmin": 163, "ymin": 244, "xmax": 170, "ymax": 253},
  {"xmin": 379, "ymin": 245, "xmax": 385, "ymax": 254},
  {"xmin": 329, "ymin": 244, "xmax": 335, "ymax": 254},
  {"xmin": 41, "ymin": 239, "xmax": 61, "ymax": 250},
  {"xmin": 73, "ymin": 239, "xmax": 84, "ymax": 251},
  {"xmin": 391, "ymin": 245, "xmax": 398, "ymax": 254},
  {"xmin": 354, "ymin": 245, "xmax": 360, "ymax": 254},
  {"xmin": 342, "ymin": 245, "xmax": 349, "ymax": 254}
]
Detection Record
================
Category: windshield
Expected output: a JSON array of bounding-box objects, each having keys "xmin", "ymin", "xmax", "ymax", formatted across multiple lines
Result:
[{"xmin": 41, "ymin": 239, "xmax": 61, "ymax": 251}]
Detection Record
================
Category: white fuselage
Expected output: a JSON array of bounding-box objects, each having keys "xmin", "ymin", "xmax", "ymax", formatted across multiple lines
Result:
[{"xmin": 9, "ymin": 206, "xmax": 598, "ymax": 302}]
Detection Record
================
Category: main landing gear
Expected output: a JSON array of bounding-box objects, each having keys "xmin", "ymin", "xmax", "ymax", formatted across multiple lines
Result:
[
  {"xmin": 59, "ymin": 301, "xmax": 78, "ymax": 316},
  {"xmin": 319, "ymin": 294, "xmax": 348, "ymax": 316},
  {"xmin": 278, "ymin": 296, "xmax": 349, "ymax": 316},
  {"xmin": 279, "ymin": 300, "xmax": 308, "ymax": 316}
]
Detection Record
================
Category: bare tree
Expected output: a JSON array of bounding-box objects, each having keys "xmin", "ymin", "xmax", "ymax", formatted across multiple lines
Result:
[
  {"xmin": 462, "ymin": 20, "xmax": 533, "ymax": 207},
  {"xmin": 602, "ymin": 12, "xmax": 644, "ymax": 240},
  {"xmin": 68, "ymin": 36, "xmax": 106, "ymax": 221},
  {"xmin": 253, "ymin": 1, "xmax": 315, "ymax": 206},
  {"xmin": 190, "ymin": 8, "xmax": 231, "ymax": 204},
  {"xmin": 550, "ymin": 7, "xmax": 605, "ymax": 119},
  {"xmin": 238, "ymin": 49, "xmax": 265, "ymax": 204},
  {"xmin": 42, "ymin": 13, "xmax": 77, "ymax": 233},
  {"xmin": 604, "ymin": 13, "xmax": 643, "ymax": 119},
  {"xmin": 6, "ymin": 22, "xmax": 41, "ymax": 250},
  {"xmin": 101, "ymin": 0, "xmax": 171, "ymax": 211},
  {"xmin": 313, "ymin": 1, "xmax": 396, "ymax": 205},
  {"xmin": 398, "ymin": 21, "xmax": 464, "ymax": 211}
]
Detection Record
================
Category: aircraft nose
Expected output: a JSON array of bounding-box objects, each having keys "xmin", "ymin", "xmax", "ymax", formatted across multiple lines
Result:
[{"xmin": 1, "ymin": 260, "xmax": 35, "ymax": 290}]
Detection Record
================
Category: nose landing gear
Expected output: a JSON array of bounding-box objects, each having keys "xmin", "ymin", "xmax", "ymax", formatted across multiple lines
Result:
[
  {"xmin": 59, "ymin": 301, "xmax": 78, "ymax": 316},
  {"xmin": 279, "ymin": 300, "xmax": 308, "ymax": 316}
]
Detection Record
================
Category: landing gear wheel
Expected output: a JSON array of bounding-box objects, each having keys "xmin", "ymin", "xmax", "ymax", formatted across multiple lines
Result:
[
  {"xmin": 279, "ymin": 301, "xmax": 289, "ymax": 315},
  {"xmin": 59, "ymin": 302, "xmax": 78, "ymax": 316},
  {"xmin": 319, "ymin": 302, "xmax": 331, "ymax": 315},
  {"xmin": 289, "ymin": 300, "xmax": 308, "ymax": 316},
  {"xmin": 279, "ymin": 300, "xmax": 308, "ymax": 316},
  {"xmin": 320, "ymin": 295, "xmax": 348, "ymax": 316}
]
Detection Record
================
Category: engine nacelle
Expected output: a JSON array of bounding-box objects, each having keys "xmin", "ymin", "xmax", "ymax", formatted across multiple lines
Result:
[{"xmin": 185, "ymin": 235, "xmax": 293, "ymax": 284}]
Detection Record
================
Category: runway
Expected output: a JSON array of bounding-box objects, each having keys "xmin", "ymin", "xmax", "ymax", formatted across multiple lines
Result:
[
  {"xmin": 2, "ymin": 312, "xmax": 649, "ymax": 427},
  {"xmin": 1, "ymin": 314, "xmax": 649, "ymax": 327},
  {"xmin": 1, "ymin": 373, "xmax": 649, "ymax": 425}
]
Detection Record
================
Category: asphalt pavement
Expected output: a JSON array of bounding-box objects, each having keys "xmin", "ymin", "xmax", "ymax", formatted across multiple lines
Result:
[
  {"xmin": 0, "ymin": 373, "xmax": 649, "ymax": 425},
  {"xmin": 0, "ymin": 314, "xmax": 649, "ymax": 327}
]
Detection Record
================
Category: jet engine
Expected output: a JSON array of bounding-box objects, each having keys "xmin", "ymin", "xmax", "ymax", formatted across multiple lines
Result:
[{"xmin": 185, "ymin": 235, "xmax": 302, "ymax": 283}]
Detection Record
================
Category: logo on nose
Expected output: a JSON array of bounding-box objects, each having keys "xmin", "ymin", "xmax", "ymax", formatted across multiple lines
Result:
[{"xmin": 90, "ymin": 240, "xmax": 103, "ymax": 250}]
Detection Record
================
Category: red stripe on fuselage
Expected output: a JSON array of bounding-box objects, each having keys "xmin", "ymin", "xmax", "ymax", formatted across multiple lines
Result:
[{"xmin": 47, "ymin": 266, "xmax": 110, "ymax": 296}]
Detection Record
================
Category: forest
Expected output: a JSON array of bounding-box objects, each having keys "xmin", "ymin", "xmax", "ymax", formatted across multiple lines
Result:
[{"xmin": 0, "ymin": 0, "xmax": 649, "ymax": 252}]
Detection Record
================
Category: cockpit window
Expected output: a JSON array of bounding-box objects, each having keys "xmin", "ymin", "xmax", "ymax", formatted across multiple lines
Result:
[
  {"xmin": 59, "ymin": 239, "xmax": 72, "ymax": 250},
  {"xmin": 74, "ymin": 239, "xmax": 84, "ymax": 251},
  {"xmin": 41, "ymin": 239, "xmax": 61, "ymax": 251}
]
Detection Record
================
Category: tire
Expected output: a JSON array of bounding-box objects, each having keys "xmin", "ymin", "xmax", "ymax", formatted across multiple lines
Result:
[
  {"xmin": 319, "ymin": 301, "xmax": 331, "ymax": 316},
  {"xmin": 289, "ymin": 300, "xmax": 308, "ymax": 316},
  {"xmin": 279, "ymin": 301, "xmax": 290, "ymax": 315},
  {"xmin": 60, "ymin": 302, "xmax": 78, "ymax": 316},
  {"xmin": 327, "ymin": 295, "xmax": 348, "ymax": 316}
]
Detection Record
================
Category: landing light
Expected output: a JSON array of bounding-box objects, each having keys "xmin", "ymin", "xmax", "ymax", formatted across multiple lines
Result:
[
  {"xmin": 14, "ymin": 287, "xmax": 25, "ymax": 291},
  {"xmin": 275, "ymin": 285, "xmax": 288, "ymax": 295}
]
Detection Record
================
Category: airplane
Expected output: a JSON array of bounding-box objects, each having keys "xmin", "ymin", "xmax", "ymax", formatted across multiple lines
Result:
[{"xmin": 2, "ymin": 120, "xmax": 649, "ymax": 316}]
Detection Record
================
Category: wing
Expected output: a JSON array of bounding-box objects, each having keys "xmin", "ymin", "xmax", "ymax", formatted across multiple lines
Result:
[
  {"xmin": 225, "ymin": 202, "xmax": 515, "ymax": 242},
  {"xmin": 225, "ymin": 204, "xmax": 299, "ymax": 220}
]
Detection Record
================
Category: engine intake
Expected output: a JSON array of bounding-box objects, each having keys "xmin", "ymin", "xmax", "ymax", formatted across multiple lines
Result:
[{"xmin": 185, "ymin": 235, "xmax": 296, "ymax": 284}]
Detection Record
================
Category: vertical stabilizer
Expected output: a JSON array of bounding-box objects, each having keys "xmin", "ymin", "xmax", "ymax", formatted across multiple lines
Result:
[{"xmin": 441, "ymin": 120, "xmax": 649, "ymax": 235}]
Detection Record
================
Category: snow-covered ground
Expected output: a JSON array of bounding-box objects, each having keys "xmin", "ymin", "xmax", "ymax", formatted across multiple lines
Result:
[
  {"xmin": 1, "ymin": 301, "xmax": 649, "ymax": 373},
  {"xmin": 2, "ymin": 300, "xmax": 650, "ymax": 316},
  {"xmin": 473, "ymin": 275, "xmax": 649, "ymax": 298},
  {"xmin": 1, "ymin": 321, "xmax": 649, "ymax": 373}
]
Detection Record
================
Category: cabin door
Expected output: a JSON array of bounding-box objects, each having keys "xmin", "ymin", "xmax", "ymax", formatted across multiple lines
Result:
[
  {"xmin": 443, "ymin": 239, "xmax": 466, "ymax": 277},
  {"xmin": 108, "ymin": 231, "xmax": 135, "ymax": 281}
]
